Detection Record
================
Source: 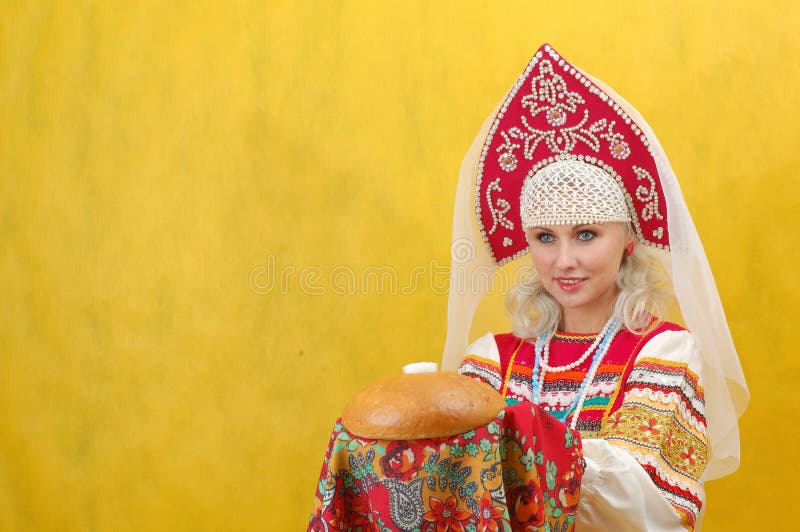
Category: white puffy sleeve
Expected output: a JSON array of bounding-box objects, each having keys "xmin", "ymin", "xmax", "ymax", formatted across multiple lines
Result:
[
  {"xmin": 457, "ymin": 332, "xmax": 503, "ymax": 392},
  {"xmin": 578, "ymin": 329, "xmax": 708, "ymax": 531}
]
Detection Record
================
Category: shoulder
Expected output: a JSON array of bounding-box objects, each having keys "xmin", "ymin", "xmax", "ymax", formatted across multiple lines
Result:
[
  {"xmin": 638, "ymin": 322, "xmax": 698, "ymax": 360},
  {"xmin": 464, "ymin": 332, "xmax": 529, "ymax": 361},
  {"xmin": 634, "ymin": 322, "xmax": 704, "ymax": 386},
  {"xmin": 460, "ymin": 332, "xmax": 532, "ymax": 391},
  {"xmin": 640, "ymin": 320, "xmax": 686, "ymax": 340},
  {"xmin": 494, "ymin": 332, "xmax": 528, "ymax": 355},
  {"xmin": 464, "ymin": 332, "xmax": 500, "ymax": 363}
]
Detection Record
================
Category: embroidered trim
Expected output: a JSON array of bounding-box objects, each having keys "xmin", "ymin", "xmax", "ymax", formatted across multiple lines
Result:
[
  {"xmin": 626, "ymin": 359, "xmax": 705, "ymax": 421},
  {"xmin": 623, "ymin": 448, "xmax": 705, "ymax": 500},
  {"xmin": 638, "ymin": 462, "xmax": 699, "ymax": 529},
  {"xmin": 459, "ymin": 355, "xmax": 503, "ymax": 392},
  {"xmin": 600, "ymin": 388, "xmax": 708, "ymax": 529},
  {"xmin": 552, "ymin": 331, "xmax": 598, "ymax": 343},
  {"xmin": 624, "ymin": 389, "xmax": 707, "ymax": 434}
]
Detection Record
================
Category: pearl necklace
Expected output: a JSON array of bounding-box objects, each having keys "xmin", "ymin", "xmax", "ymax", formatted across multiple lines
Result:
[
  {"xmin": 532, "ymin": 317, "xmax": 621, "ymax": 429},
  {"xmin": 541, "ymin": 318, "xmax": 617, "ymax": 372}
]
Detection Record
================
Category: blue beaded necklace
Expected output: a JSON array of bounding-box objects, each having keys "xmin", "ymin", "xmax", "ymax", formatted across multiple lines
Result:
[{"xmin": 531, "ymin": 318, "xmax": 620, "ymax": 426}]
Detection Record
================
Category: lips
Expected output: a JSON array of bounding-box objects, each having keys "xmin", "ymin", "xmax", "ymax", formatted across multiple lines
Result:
[{"xmin": 555, "ymin": 277, "xmax": 587, "ymax": 292}]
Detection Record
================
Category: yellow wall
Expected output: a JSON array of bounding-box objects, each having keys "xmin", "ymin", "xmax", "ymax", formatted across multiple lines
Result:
[{"xmin": 1, "ymin": 1, "xmax": 797, "ymax": 530}]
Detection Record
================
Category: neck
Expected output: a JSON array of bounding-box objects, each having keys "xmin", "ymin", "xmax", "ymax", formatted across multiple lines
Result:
[{"xmin": 559, "ymin": 304, "xmax": 615, "ymax": 334}]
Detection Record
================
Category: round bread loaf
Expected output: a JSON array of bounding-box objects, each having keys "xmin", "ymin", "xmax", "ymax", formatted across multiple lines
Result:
[{"xmin": 342, "ymin": 372, "xmax": 506, "ymax": 440}]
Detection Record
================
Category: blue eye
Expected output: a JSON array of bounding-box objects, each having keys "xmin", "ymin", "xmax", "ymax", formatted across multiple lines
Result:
[
  {"xmin": 577, "ymin": 230, "xmax": 595, "ymax": 241},
  {"xmin": 536, "ymin": 233, "xmax": 555, "ymax": 243}
]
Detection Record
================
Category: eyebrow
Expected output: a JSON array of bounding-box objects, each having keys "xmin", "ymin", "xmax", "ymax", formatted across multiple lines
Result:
[{"xmin": 529, "ymin": 224, "xmax": 597, "ymax": 231}]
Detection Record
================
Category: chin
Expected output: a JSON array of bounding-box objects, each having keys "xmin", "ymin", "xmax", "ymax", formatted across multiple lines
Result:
[
  {"xmin": 548, "ymin": 288, "xmax": 592, "ymax": 308},
  {"xmin": 557, "ymin": 299, "xmax": 594, "ymax": 311}
]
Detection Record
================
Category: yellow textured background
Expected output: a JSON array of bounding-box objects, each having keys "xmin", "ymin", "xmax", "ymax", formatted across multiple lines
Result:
[{"xmin": 1, "ymin": 1, "xmax": 797, "ymax": 530}]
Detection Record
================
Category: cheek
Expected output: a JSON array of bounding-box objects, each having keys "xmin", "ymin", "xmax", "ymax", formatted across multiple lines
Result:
[
  {"xmin": 586, "ymin": 249, "xmax": 623, "ymax": 278},
  {"xmin": 529, "ymin": 248, "xmax": 553, "ymax": 273}
]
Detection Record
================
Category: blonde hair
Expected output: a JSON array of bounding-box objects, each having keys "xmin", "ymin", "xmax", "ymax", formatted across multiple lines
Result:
[{"xmin": 506, "ymin": 226, "xmax": 673, "ymax": 338}]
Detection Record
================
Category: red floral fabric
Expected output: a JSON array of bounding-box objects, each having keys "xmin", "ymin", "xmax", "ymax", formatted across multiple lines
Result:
[{"xmin": 309, "ymin": 402, "xmax": 583, "ymax": 532}]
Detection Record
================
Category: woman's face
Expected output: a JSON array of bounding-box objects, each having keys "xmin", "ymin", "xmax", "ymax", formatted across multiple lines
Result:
[{"xmin": 526, "ymin": 223, "xmax": 632, "ymax": 329}]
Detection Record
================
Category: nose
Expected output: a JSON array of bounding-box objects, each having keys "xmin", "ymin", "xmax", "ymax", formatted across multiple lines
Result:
[{"xmin": 555, "ymin": 241, "xmax": 578, "ymax": 270}]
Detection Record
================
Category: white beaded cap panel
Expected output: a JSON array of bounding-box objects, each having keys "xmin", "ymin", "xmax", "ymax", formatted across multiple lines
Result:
[{"xmin": 520, "ymin": 159, "xmax": 631, "ymax": 229}]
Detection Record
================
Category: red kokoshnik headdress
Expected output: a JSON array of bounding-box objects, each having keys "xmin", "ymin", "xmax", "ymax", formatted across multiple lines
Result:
[{"xmin": 477, "ymin": 43, "xmax": 668, "ymax": 265}]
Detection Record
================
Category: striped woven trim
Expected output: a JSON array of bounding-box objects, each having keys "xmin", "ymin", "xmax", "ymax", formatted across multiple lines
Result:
[{"xmin": 459, "ymin": 355, "xmax": 503, "ymax": 392}]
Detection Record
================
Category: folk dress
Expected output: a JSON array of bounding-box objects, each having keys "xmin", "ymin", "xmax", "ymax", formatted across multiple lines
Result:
[{"xmin": 459, "ymin": 322, "xmax": 707, "ymax": 531}]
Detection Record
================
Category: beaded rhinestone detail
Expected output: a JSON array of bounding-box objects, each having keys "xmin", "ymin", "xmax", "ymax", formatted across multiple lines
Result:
[
  {"xmin": 486, "ymin": 178, "xmax": 514, "ymax": 235},
  {"xmin": 474, "ymin": 43, "xmax": 670, "ymax": 265},
  {"xmin": 520, "ymin": 160, "xmax": 631, "ymax": 229}
]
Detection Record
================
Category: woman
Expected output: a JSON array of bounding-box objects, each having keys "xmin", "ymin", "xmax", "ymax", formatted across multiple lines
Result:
[{"xmin": 444, "ymin": 44, "xmax": 748, "ymax": 530}]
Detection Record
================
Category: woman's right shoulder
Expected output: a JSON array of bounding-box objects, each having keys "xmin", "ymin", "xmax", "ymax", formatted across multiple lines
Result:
[
  {"xmin": 461, "ymin": 332, "xmax": 533, "ymax": 393},
  {"xmin": 464, "ymin": 332, "xmax": 500, "ymax": 363},
  {"xmin": 494, "ymin": 332, "xmax": 527, "ymax": 351},
  {"xmin": 465, "ymin": 332, "xmax": 527, "ymax": 360}
]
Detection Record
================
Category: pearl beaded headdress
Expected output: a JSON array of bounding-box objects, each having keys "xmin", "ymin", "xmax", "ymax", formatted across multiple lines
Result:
[
  {"xmin": 520, "ymin": 159, "xmax": 631, "ymax": 229},
  {"xmin": 443, "ymin": 43, "xmax": 748, "ymax": 482}
]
